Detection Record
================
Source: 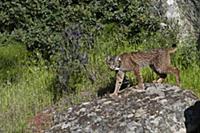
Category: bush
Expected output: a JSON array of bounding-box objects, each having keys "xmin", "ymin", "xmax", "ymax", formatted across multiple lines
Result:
[{"xmin": 0, "ymin": 0, "xmax": 162, "ymax": 58}]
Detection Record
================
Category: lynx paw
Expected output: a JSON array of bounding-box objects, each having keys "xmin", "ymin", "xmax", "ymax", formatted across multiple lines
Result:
[
  {"xmin": 109, "ymin": 93, "xmax": 121, "ymax": 98},
  {"xmin": 153, "ymin": 80, "xmax": 157, "ymax": 83},
  {"xmin": 135, "ymin": 84, "xmax": 144, "ymax": 90},
  {"xmin": 153, "ymin": 78, "xmax": 164, "ymax": 83},
  {"xmin": 157, "ymin": 78, "xmax": 164, "ymax": 83}
]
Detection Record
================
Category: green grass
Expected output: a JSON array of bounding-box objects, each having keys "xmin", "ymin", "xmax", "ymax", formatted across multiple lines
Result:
[
  {"xmin": 0, "ymin": 42, "xmax": 55, "ymax": 132},
  {"xmin": 168, "ymin": 65, "xmax": 200, "ymax": 96}
]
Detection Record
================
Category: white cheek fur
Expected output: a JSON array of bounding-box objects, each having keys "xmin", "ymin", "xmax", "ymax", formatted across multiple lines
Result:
[{"xmin": 114, "ymin": 67, "xmax": 120, "ymax": 71}]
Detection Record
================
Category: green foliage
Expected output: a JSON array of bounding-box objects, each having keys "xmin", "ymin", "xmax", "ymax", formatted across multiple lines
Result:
[
  {"xmin": 174, "ymin": 40, "xmax": 199, "ymax": 68},
  {"xmin": 0, "ymin": 0, "xmax": 162, "ymax": 57},
  {"xmin": 0, "ymin": 0, "xmax": 66, "ymax": 60},
  {"xmin": 0, "ymin": 42, "xmax": 54, "ymax": 132},
  {"xmin": 0, "ymin": 0, "xmax": 66, "ymax": 32},
  {"xmin": 56, "ymin": 24, "xmax": 94, "ymax": 92},
  {"xmin": 0, "ymin": 45, "xmax": 25, "ymax": 84},
  {"xmin": 24, "ymin": 24, "xmax": 62, "ymax": 60}
]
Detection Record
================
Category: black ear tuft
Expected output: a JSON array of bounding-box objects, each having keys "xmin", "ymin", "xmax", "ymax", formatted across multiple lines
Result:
[{"xmin": 105, "ymin": 55, "xmax": 111, "ymax": 63}]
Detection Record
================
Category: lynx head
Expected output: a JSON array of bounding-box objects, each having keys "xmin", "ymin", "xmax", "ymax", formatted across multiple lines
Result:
[{"xmin": 105, "ymin": 56, "xmax": 121, "ymax": 71}]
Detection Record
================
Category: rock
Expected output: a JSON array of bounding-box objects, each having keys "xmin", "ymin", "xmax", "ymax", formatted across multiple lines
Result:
[
  {"xmin": 184, "ymin": 101, "xmax": 200, "ymax": 133},
  {"xmin": 46, "ymin": 83, "xmax": 198, "ymax": 133},
  {"xmin": 152, "ymin": 0, "xmax": 200, "ymax": 42}
]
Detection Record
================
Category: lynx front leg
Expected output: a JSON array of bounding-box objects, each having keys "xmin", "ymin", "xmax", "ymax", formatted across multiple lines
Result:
[
  {"xmin": 110, "ymin": 70, "xmax": 125, "ymax": 97},
  {"xmin": 133, "ymin": 66, "xmax": 144, "ymax": 89}
]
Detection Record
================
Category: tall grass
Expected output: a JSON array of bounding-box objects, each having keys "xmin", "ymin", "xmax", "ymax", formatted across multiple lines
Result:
[
  {"xmin": 0, "ymin": 41, "xmax": 55, "ymax": 132},
  {"xmin": 167, "ymin": 65, "xmax": 200, "ymax": 96}
]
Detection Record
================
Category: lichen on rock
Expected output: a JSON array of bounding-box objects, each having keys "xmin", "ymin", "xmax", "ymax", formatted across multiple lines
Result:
[{"xmin": 46, "ymin": 83, "xmax": 199, "ymax": 133}]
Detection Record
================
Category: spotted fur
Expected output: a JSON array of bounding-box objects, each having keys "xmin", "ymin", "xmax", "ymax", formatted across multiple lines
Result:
[{"xmin": 106, "ymin": 46, "xmax": 180, "ymax": 97}]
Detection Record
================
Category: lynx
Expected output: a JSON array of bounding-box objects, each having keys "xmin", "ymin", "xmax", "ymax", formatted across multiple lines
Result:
[{"xmin": 106, "ymin": 44, "xmax": 180, "ymax": 97}]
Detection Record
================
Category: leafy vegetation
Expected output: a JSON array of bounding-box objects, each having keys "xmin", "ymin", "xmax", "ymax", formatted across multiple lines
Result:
[
  {"xmin": 0, "ymin": 39, "xmax": 54, "ymax": 132},
  {"xmin": 0, "ymin": 0, "xmax": 199, "ymax": 132}
]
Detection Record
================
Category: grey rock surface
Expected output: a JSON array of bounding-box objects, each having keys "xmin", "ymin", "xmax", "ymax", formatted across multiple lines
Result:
[
  {"xmin": 152, "ymin": 0, "xmax": 200, "ymax": 42},
  {"xmin": 46, "ymin": 83, "xmax": 198, "ymax": 133}
]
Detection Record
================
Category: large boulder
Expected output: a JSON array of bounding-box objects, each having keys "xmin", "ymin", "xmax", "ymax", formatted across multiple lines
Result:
[{"xmin": 46, "ymin": 83, "xmax": 199, "ymax": 133}]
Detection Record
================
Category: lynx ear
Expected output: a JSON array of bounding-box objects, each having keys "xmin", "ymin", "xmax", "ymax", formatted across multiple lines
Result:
[
  {"xmin": 105, "ymin": 55, "xmax": 111, "ymax": 63},
  {"xmin": 115, "ymin": 56, "xmax": 121, "ymax": 62}
]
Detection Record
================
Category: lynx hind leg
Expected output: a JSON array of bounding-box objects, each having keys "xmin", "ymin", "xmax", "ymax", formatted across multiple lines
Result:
[
  {"xmin": 133, "ymin": 66, "xmax": 144, "ymax": 89},
  {"xmin": 165, "ymin": 66, "xmax": 180, "ymax": 86},
  {"xmin": 150, "ymin": 64, "xmax": 167, "ymax": 83},
  {"xmin": 154, "ymin": 73, "xmax": 167, "ymax": 83},
  {"xmin": 110, "ymin": 70, "xmax": 125, "ymax": 97},
  {"xmin": 150, "ymin": 64, "xmax": 180, "ymax": 86}
]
